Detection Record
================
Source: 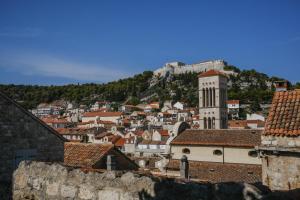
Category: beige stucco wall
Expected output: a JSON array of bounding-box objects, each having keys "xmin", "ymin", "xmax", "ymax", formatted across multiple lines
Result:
[
  {"xmin": 152, "ymin": 131, "xmax": 162, "ymax": 141},
  {"xmin": 82, "ymin": 116, "xmax": 120, "ymax": 123},
  {"xmin": 171, "ymin": 145, "xmax": 261, "ymax": 165},
  {"xmin": 171, "ymin": 145, "xmax": 223, "ymax": 162},
  {"xmin": 224, "ymin": 147, "xmax": 261, "ymax": 165}
]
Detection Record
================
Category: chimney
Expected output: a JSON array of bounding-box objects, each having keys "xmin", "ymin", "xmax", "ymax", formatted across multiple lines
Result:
[
  {"xmin": 180, "ymin": 155, "xmax": 189, "ymax": 179},
  {"xmin": 274, "ymin": 81, "xmax": 288, "ymax": 92},
  {"xmin": 107, "ymin": 155, "xmax": 116, "ymax": 171}
]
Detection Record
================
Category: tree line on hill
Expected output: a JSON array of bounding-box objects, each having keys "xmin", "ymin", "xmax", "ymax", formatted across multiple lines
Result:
[{"xmin": 0, "ymin": 67, "xmax": 299, "ymax": 114}]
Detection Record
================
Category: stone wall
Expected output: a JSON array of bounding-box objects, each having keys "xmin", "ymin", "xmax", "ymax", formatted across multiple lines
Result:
[
  {"xmin": 153, "ymin": 60, "xmax": 227, "ymax": 77},
  {"xmin": 260, "ymin": 135, "xmax": 300, "ymax": 190},
  {"xmin": 261, "ymin": 135, "xmax": 300, "ymax": 147},
  {"xmin": 262, "ymin": 154, "xmax": 300, "ymax": 190},
  {"xmin": 0, "ymin": 93, "xmax": 65, "ymax": 184},
  {"xmin": 12, "ymin": 161, "xmax": 300, "ymax": 200}
]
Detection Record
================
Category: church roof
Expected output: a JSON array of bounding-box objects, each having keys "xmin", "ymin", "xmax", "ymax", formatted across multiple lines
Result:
[
  {"xmin": 171, "ymin": 129, "xmax": 262, "ymax": 147},
  {"xmin": 166, "ymin": 160, "xmax": 261, "ymax": 183},
  {"xmin": 264, "ymin": 89, "xmax": 300, "ymax": 136},
  {"xmin": 198, "ymin": 70, "xmax": 227, "ymax": 78}
]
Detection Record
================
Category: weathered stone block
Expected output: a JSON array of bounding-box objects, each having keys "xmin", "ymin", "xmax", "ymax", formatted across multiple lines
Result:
[
  {"xmin": 46, "ymin": 182, "xmax": 59, "ymax": 196},
  {"xmin": 32, "ymin": 178, "xmax": 43, "ymax": 190},
  {"xmin": 98, "ymin": 188, "xmax": 121, "ymax": 200},
  {"xmin": 79, "ymin": 184, "xmax": 96, "ymax": 200},
  {"xmin": 61, "ymin": 184, "xmax": 77, "ymax": 198}
]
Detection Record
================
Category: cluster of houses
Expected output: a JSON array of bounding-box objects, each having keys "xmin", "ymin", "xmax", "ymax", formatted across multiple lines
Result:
[
  {"xmin": 0, "ymin": 69, "xmax": 299, "ymax": 194},
  {"xmin": 32, "ymin": 91, "xmax": 267, "ymax": 162}
]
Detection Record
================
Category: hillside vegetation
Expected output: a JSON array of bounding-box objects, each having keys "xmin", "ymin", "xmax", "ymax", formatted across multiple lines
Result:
[{"xmin": 1, "ymin": 67, "xmax": 299, "ymax": 112}]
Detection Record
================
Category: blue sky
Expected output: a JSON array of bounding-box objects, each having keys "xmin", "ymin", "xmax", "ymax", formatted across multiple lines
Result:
[{"xmin": 0, "ymin": 0, "xmax": 299, "ymax": 85}]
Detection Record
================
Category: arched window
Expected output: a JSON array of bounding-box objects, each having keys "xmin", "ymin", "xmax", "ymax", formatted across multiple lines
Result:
[
  {"xmin": 220, "ymin": 89, "xmax": 223, "ymax": 107},
  {"xmin": 209, "ymin": 88, "xmax": 213, "ymax": 107},
  {"xmin": 204, "ymin": 117, "xmax": 207, "ymax": 129},
  {"xmin": 208, "ymin": 117, "xmax": 212, "ymax": 129},
  {"xmin": 212, "ymin": 117, "xmax": 216, "ymax": 129},
  {"xmin": 182, "ymin": 148, "xmax": 190, "ymax": 154},
  {"xmin": 206, "ymin": 88, "xmax": 209, "ymax": 107},
  {"xmin": 248, "ymin": 150, "xmax": 258, "ymax": 157},
  {"xmin": 213, "ymin": 149, "xmax": 223, "ymax": 156},
  {"xmin": 207, "ymin": 88, "xmax": 210, "ymax": 107},
  {"xmin": 202, "ymin": 89, "xmax": 205, "ymax": 108},
  {"xmin": 213, "ymin": 88, "xmax": 216, "ymax": 106}
]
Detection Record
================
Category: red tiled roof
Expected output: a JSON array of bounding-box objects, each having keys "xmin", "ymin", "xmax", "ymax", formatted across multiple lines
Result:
[
  {"xmin": 166, "ymin": 160, "xmax": 261, "ymax": 183},
  {"xmin": 114, "ymin": 138, "xmax": 125, "ymax": 147},
  {"xmin": 77, "ymin": 121, "xmax": 91, "ymax": 125},
  {"xmin": 227, "ymin": 100, "xmax": 240, "ymax": 104},
  {"xmin": 42, "ymin": 117, "xmax": 69, "ymax": 124},
  {"xmin": 171, "ymin": 129, "xmax": 262, "ymax": 147},
  {"xmin": 97, "ymin": 120, "xmax": 115, "ymax": 125},
  {"xmin": 55, "ymin": 127, "xmax": 91, "ymax": 135},
  {"xmin": 198, "ymin": 70, "xmax": 227, "ymax": 78},
  {"xmin": 110, "ymin": 135, "xmax": 121, "ymax": 144},
  {"xmin": 64, "ymin": 142, "xmax": 113, "ymax": 168},
  {"xmin": 158, "ymin": 130, "xmax": 169, "ymax": 136},
  {"xmin": 247, "ymin": 120, "xmax": 265, "ymax": 127},
  {"xmin": 82, "ymin": 111, "xmax": 122, "ymax": 117},
  {"xmin": 228, "ymin": 120, "xmax": 248, "ymax": 128},
  {"xmin": 264, "ymin": 90, "xmax": 300, "ymax": 136},
  {"xmin": 160, "ymin": 112, "xmax": 172, "ymax": 116},
  {"xmin": 228, "ymin": 120, "xmax": 265, "ymax": 128},
  {"xmin": 94, "ymin": 132, "xmax": 112, "ymax": 139}
]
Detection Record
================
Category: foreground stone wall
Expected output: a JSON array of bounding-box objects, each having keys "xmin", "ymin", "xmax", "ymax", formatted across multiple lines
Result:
[
  {"xmin": 13, "ymin": 161, "xmax": 300, "ymax": 200},
  {"xmin": 0, "ymin": 93, "xmax": 65, "ymax": 184},
  {"xmin": 262, "ymin": 155, "xmax": 300, "ymax": 190}
]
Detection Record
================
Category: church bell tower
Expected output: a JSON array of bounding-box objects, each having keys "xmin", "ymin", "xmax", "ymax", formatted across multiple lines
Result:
[{"xmin": 198, "ymin": 70, "xmax": 228, "ymax": 129}]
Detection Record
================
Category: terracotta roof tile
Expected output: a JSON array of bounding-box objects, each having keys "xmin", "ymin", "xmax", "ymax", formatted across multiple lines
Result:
[
  {"xmin": 264, "ymin": 90, "xmax": 300, "ymax": 136},
  {"xmin": 82, "ymin": 111, "xmax": 123, "ymax": 118},
  {"xmin": 158, "ymin": 130, "xmax": 169, "ymax": 136},
  {"xmin": 64, "ymin": 142, "xmax": 113, "ymax": 168},
  {"xmin": 198, "ymin": 70, "xmax": 227, "ymax": 78},
  {"xmin": 228, "ymin": 120, "xmax": 265, "ymax": 128},
  {"xmin": 55, "ymin": 127, "xmax": 91, "ymax": 135},
  {"xmin": 227, "ymin": 100, "xmax": 240, "ymax": 104},
  {"xmin": 166, "ymin": 160, "xmax": 261, "ymax": 183},
  {"xmin": 42, "ymin": 117, "xmax": 69, "ymax": 124},
  {"xmin": 114, "ymin": 137, "xmax": 125, "ymax": 147},
  {"xmin": 171, "ymin": 129, "xmax": 262, "ymax": 147},
  {"xmin": 228, "ymin": 120, "xmax": 248, "ymax": 128}
]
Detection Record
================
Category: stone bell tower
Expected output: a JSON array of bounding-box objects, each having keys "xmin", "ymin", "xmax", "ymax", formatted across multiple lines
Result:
[{"xmin": 198, "ymin": 70, "xmax": 228, "ymax": 129}]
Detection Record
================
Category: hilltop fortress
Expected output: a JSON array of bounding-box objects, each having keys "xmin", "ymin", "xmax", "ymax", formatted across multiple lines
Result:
[{"xmin": 153, "ymin": 59, "xmax": 228, "ymax": 77}]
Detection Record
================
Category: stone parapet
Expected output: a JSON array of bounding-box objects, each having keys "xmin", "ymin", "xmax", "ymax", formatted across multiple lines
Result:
[{"xmin": 11, "ymin": 161, "xmax": 300, "ymax": 200}]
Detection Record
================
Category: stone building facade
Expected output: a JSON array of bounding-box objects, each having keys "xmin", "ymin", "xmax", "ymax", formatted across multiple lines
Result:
[
  {"xmin": 258, "ymin": 89, "xmax": 300, "ymax": 190},
  {"xmin": 198, "ymin": 70, "xmax": 228, "ymax": 129},
  {"xmin": 0, "ymin": 92, "xmax": 65, "ymax": 185}
]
